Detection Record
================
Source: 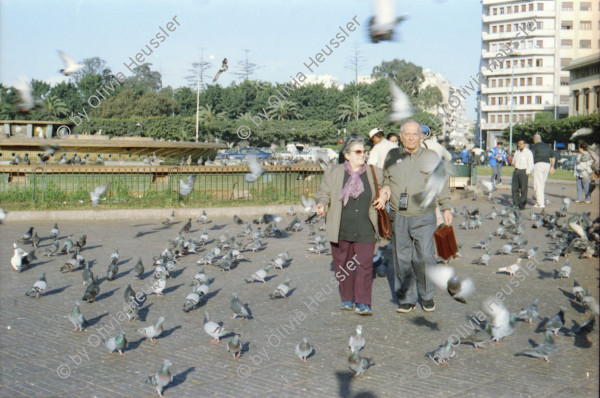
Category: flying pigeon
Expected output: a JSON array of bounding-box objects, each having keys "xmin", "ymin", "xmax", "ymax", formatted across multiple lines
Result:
[
  {"xmin": 388, "ymin": 81, "xmax": 413, "ymax": 122},
  {"xmin": 414, "ymin": 159, "xmax": 451, "ymax": 208},
  {"xmin": 567, "ymin": 313, "xmax": 596, "ymax": 342},
  {"xmin": 25, "ymin": 272, "xmax": 47, "ymax": 299},
  {"xmin": 0, "ymin": 207, "xmax": 6, "ymax": 224},
  {"xmin": 570, "ymin": 127, "xmax": 593, "ymax": 141},
  {"xmin": 145, "ymin": 359, "xmax": 173, "ymax": 398},
  {"xmin": 427, "ymin": 265, "xmax": 475, "ymax": 304},
  {"xmin": 244, "ymin": 155, "xmax": 265, "ymax": 183},
  {"xmin": 482, "ymin": 297, "xmax": 515, "ymax": 343},
  {"xmin": 516, "ymin": 331, "xmax": 557, "ymax": 363},
  {"xmin": 348, "ymin": 351, "xmax": 375, "ymax": 376},
  {"xmin": 57, "ymin": 50, "xmax": 84, "ymax": 76},
  {"xmin": 213, "ymin": 58, "xmax": 228, "ymax": 82},
  {"xmin": 227, "ymin": 335, "xmax": 242, "ymax": 359},
  {"xmin": 68, "ymin": 301, "xmax": 86, "ymax": 332},
  {"xmin": 295, "ymin": 338, "xmax": 313, "ymax": 363},
  {"xmin": 179, "ymin": 176, "xmax": 196, "ymax": 196},
  {"xmin": 14, "ymin": 76, "xmax": 39, "ymax": 112},
  {"xmin": 369, "ymin": 0, "xmax": 406, "ymax": 43},
  {"xmin": 137, "ymin": 317, "xmax": 165, "ymax": 344},
  {"xmin": 90, "ymin": 184, "xmax": 108, "ymax": 207}
]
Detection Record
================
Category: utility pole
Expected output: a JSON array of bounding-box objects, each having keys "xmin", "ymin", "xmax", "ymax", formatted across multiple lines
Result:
[{"xmin": 195, "ymin": 68, "xmax": 200, "ymax": 142}]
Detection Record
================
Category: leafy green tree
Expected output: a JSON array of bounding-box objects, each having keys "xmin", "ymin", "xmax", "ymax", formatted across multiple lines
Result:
[
  {"xmin": 41, "ymin": 95, "xmax": 68, "ymax": 118},
  {"xmin": 126, "ymin": 63, "xmax": 162, "ymax": 93},
  {"xmin": 337, "ymin": 96, "xmax": 374, "ymax": 122},
  {"xmin": 174, "ymin": 87, "xmax": 196, "ymax": 116},
  {"xmin": 268, "ymin": 100, "xmax": 303, "ymax": 120},
  {"xmin": 417, "ymin": 86, "xmax": 443, "ymax": 110},
  {"xmin": 198, "ymin": 104, "xmax": 226, "ymax": 122},
  {"xmin": 371, "ymin": 59, "xmax": 423, "ymax": 97},
  {"xmin": 49, "ymin": 81, "xmax": 83, "ymax": 115}
]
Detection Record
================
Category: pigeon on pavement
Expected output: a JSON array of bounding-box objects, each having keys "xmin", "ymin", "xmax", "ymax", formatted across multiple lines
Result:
[
  {"xmin": 25, "ymin": 272, "xmax": 47, "ymax": 299},
  {"xmin": 295, "ymin": 338, "xmax": 314, "ymax": 363},
  {"xmin": 145, "ymin": 359, "xmax": 173, "ymax": 398}
]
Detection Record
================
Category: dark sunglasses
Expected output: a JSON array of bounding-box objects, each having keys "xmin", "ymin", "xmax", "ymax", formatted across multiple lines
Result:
[{"xmin": 351, "ymin": 150, "xmax": 365, "ymax": 155}]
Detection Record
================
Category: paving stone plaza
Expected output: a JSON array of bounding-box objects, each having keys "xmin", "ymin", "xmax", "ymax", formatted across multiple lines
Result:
[{"xmin": 0, "ymin": 179, "xmax": 598, "ymax": 398}]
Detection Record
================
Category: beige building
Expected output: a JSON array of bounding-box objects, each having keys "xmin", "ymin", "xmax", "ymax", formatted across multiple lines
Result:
[
  {"xmin": 480, "ymin": 0, "xmax": 599, "ymax": 150},
  {"xmin": 562, "ymin": 53, "xmax": 600, "ymax": 115}
]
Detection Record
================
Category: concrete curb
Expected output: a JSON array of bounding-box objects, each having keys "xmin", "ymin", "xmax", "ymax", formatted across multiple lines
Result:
[{"xmin": 3, "ymin": 204, "xmax": 293, "ymax": 223}]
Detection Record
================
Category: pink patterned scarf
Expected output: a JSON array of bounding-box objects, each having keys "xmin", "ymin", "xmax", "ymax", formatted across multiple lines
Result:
[{"xmin": 339, "ymin": 161, "xmax": 366, "ymax": 206}]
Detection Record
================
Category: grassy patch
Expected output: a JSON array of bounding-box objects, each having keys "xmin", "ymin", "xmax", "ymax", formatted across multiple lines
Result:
[{"xmin": 476, "ymin": 166, "xmax": 575, "ymax": 181}]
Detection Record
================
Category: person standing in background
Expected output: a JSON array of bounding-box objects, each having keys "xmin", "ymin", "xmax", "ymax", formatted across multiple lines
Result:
[
  {"xmin": 511, "ymin": 140, "xmax": 534, "ymax": 210},
  {"xmin": 531, "ymin": 133, "xmax": 555, "ymax": 208},
  {"xmin": 574, "ymin": 142, "xmax": 594, "ymax": 203},
  {"xmin": 489, "ymin": 141, "xmax": 507, "ymax": 186},
  {"xmin": 368, "ymin": 128, "xmax": 398, "ymax": 169},
  {"xmin": 460, "ymin": 146, "xmax": 470, "ymax": 163},
  {"xmin": 386, "ymin": 132, "xmax": 399, "ymax": 144}
]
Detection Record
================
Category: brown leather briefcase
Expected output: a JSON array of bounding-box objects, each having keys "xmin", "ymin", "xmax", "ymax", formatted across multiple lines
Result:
[{"xmin": 434, "ymin": 225, "xmax": 458, "ymax": 260}]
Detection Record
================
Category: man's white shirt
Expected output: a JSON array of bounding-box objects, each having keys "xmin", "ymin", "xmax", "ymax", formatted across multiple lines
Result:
[
  {"xmin": 513, "ymin": 147, "xmax": 534, "ymax": 175},
  {"xmin": 368, "ymin": 139, "xmax": 398, "ymax": 169}
]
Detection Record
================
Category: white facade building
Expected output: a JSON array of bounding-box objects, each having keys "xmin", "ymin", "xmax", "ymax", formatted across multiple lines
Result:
[{"xmin": 480, "ymin": 0, "xmax": 599, "ymax": 151}]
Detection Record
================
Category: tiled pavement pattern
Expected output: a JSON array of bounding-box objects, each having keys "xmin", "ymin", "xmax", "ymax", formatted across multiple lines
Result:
[{"xmin": 0, "ymin": 180, "xmax": 598, "ymax": 398}]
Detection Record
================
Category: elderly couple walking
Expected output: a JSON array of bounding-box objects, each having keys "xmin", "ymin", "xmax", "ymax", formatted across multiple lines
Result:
[{"xmin": 315, "ymin": 120, "xmax": 453, "ymax": 316}]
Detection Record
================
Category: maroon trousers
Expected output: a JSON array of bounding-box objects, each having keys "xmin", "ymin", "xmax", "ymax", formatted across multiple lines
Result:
[{"xmin": 330, "ymin": 240, "xmax": 375, "ymax": 306}]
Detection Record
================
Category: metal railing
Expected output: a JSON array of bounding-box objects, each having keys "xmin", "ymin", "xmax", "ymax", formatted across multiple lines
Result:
[{"xmin": 0, "ymin": 165, "xmax": 324, "ymax": 210}]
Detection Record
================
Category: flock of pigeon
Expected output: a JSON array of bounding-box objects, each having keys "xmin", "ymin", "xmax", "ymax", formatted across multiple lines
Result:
[
  {"xmin": 421, "ymin": 184, "xmax": 599, "ymax": 366},
  {"xmin": 5, "ymin": 181, "xmax": 600, "ymax": 396},
  {"xmin": 9, "ymin": 196, "xmax": 389, "ymax": 396}
]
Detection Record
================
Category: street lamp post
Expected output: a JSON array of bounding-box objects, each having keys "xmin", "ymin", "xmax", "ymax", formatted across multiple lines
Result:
[{"xmin": 508, "ymin": 52, "xmax": 521, "ymax": 153}]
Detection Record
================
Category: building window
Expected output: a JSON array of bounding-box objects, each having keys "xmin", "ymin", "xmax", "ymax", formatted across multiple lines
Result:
[
  {"xmin": 536, "ymin": 59, "xmax": 543, "ymax": 67},
  {"xmin": 499, "ymin": 97, "xmax": 504, "ymax": 105},
  {"xmin": 562, "ymin": 2, "xmax": 573, "ymax": 10},
  {"xmin": 521, "ymin": 4, "xmax": 526, "ymax": 12},
  {"xmin": 525, "ymin": 114, "xmax": 532, "ymax": 121},
  {"xmin": 561, "ymin": 58, "xmax": 572, "ymax": 67},
  {"xmin": 580, "ymin": 21, "xmax": 592, "ymax": 30},
  {"xmin": 580, "ymin": 2, "xmax": 591, "ymax": 10},
  {"xmin": 560, "ymin": 95, "xmax": 570, "ymax": 104},
  {"xmin": 499, "ymin": 25, "xmax": 505, "ymax": 33},
  {"xmin": 490, "ymin": 115, "xmax": 496, "ymax": 123},
  {"xmin": 491, "ymin": 43, "xmax": 497, "ymax": 52},
  {"xmin": 499, "ymin": 79, "xmax": 504, "ymax": 87},
  {"xmin": 491, "ymin": 97, "xmax": 496, "ymax": 105},
  {"xmin": 527, "ymin": 40, "xmax": 533, "ymax": 49},
  {"xmin": 527, "ymin": 59, "xmax": 533, "ymax": 67},
  {"xmin": 537, "ymin": 3, "xmax": 543, "ymax": 10},
  {"xmin": 491, "ymin": 79, "xmax": 496, "ymax": 88},
  {"xmin": 536, "ymin": 77, "xmax": 543, "ymax": 85},
  {"xmin": 499, "ymin": 7, "xmax": 504, "ymax": 14},
  {"xmin": 580, "ymin": 40, "xmax": 591, "ymax": 49},
  {"xmin": 512, "ymin": 114, "xmax": 517, "ymax": 122},
  {"xmin": 506, "ymin": 78, "xmax": 511, "ymax": 86},
  {"xmin": 561, "ymin": 21, "xmax": 573, "ymax": 30},
  {"xmin": 506, "ymin": 60, "xmax": 511, "ymax": 68},
  {"xmin": 492, "ymin": 26, "xmax": 498, "ymax": 33},
  {"xmin": 507, "ymin": 6, "xmax": 512, "ymax": 13},
  {"xmin": 520, "ymin": 78, "xmax": 525, "ymax": 86},
  {"xmin": 536, "ymin": 40, "xmax": 543, "ymax": 48},
  {"xmin": 536, "ymin": 21, "xmax": 543, "ymax": 30},
  {"xmin": 504, "ymin": 115, "xmax": 510, "ymax": 123},
  {"xmin": 514, "ymin": 23, "xmax": 519, "ymax": 31},
  {"xmin": 527, "ymin": 96, "xmax": 532, "ymax": 104},
  {"xmin": 519, "ymin": 114, "xmax": 525, "ymax": 122},
  {"xmin": 520, "ymin": 59, "xmax": 525, "ymax": 67},
  {"xmin": 561, "ymin": 39, "xmax": 573, "ymax": 48},
  {"xmin": 520, "ymin": 96, "xmax": 525, "ymax": 105},
  {"xmin": 560, "ymin": 77, "xmax": 570, "ymax": 86},
  {"xmin": 527, "ymin": 77, "xmax": 533, "ymax": 86},
  {"xmin": 492, "ymin": 7, "xmax": 498, "ymax": 15},
  {"xmin": 507, "ymin": 24, "xmax": 512, "ymax": 32},
  {"xmin": 535, "ymin": 96, "xmax": 542, "ymax": 104},
  {"xmin": 529, "ymin": 3, "xmax": 534, "ymax": 11},
  {"xmin": 513, "ymin": 6, "xmax": 518, "ymax": 13}
]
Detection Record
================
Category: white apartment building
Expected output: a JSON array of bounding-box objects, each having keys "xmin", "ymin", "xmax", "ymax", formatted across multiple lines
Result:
[
  {"xmin": 422, "ymin": 69, "xmax": 474, "ymax": 147},
  {"xmin": 480, "ymin": 0, "xmax": 599, "ymax": 151}
]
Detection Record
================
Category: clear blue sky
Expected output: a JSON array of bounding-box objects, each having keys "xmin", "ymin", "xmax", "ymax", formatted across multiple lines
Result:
[{"xmin": 0, "ymin": 0, "xmax": 482, "ymax": 118}]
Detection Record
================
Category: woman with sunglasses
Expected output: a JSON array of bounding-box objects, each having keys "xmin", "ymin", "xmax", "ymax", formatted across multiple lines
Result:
[{"xmin": 315, "ymin": 135, "xmax": 386, "ymax": 315}]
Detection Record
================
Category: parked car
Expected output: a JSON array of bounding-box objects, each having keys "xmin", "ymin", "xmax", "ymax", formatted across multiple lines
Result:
[
  {"xmin": 226, "ymin": 148, "xmax": 272, "ymax": 161},
  {"xmin": 294, "ymin": 148, "xmax": 338, "ymax": 162}
]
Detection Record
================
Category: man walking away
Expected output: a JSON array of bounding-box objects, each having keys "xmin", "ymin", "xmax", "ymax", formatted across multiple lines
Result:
[
  {"xmin": 531, "ymin": 133, "xmax": 555, "ymax": 208},
  {"xmin": 511, "ymin": 140, "xmax": 534, "ymax": 210},
  {"xmin": 367, "ymin": 128, "xmax": 398, "ymax": 169},
  {"xmin": 460, "ymin": 146, "xmax": 470, "ymax": 164},
  {"xmin": 489, "ymin": 141, "xmax": 507, "ymax": 186}
]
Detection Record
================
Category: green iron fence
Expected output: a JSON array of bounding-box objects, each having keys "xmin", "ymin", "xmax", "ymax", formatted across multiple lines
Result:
[{"xmin": 0, "ymin": 165, "xmax": 324, "ymax": 210}]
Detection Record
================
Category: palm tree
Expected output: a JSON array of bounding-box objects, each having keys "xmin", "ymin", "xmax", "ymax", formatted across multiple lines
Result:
[
  {"xmin": 41, "ymin": 95, "xmax": 68, "ymax": 118},
  {"xmin": 267, "ymin": 100, "xmax": 303, "ymax": 120},
  {"xmin": 336, "ymin": 97, "xmax": 374, "ymax": 122},
  {"xmin": 198, "ymin": 104, "xmax": 226, "ymax": 122}
]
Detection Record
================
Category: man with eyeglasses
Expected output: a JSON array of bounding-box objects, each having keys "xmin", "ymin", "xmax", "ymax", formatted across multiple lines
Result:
[{"xmin": 373, "ymin": 120, "xmax": 453, "ymax": 314}]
